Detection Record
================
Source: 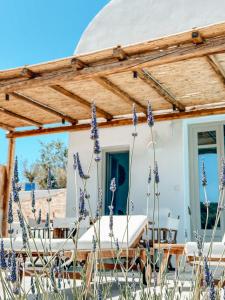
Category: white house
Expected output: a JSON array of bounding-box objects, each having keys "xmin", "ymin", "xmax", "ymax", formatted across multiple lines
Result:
[{"xmin": 66, "ymin": 0, "xmax": 225, "ymax": 242}]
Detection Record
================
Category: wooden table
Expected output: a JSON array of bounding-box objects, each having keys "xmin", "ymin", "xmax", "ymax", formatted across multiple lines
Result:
[{"xmin": 153, "ymin": 243, "xmax": 185, "ymax": 281}]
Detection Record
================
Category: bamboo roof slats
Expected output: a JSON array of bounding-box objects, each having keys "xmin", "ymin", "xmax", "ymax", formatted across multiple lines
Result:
[{"xmin": 1, "ymin": 22, "xmax": 225, "ymax": 137}]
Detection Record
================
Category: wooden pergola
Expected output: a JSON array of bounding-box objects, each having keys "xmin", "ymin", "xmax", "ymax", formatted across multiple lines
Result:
[{"xmin": 1, "ymin": 21, "xmax": 225, "ymax": 235}]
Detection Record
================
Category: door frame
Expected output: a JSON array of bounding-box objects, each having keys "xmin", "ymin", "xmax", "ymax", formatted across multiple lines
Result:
[
  {"xmin": 189, "ymin": 121, "xmax": 225, "ymax": 240},
  {"xmin": 101, "ymin": 145, "xmax": 130, "ymax": 215}
]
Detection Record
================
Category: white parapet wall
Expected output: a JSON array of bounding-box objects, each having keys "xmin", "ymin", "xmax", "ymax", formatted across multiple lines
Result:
[{"xmin": 66, "ymin": 120, "xmax": 187, "ymax": 242}]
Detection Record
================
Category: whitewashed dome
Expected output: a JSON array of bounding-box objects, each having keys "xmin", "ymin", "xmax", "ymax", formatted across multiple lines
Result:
[{"xmin": 75, "ymin": 0, "xmax": 225, "ymax": 54}]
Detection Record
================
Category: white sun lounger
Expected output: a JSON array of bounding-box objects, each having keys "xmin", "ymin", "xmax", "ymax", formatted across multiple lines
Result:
[
  {"xmin": 185, "ymin": 235, "xmax": 225, "ymax": 265},
  {"xmin": 3, "ymin": 215, "xmax": 148, "ymax": 288}
]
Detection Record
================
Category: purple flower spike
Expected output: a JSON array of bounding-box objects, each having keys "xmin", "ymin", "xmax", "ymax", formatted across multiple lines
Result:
[
  {"xmin": 204, "ymin": 257, "xmax": 210, "ymax": 287},
  {"xmin": 14, "ymin": 156, "xmax": 19, "ymax": 184},
  {"xmin": 73, "ymin": 153, "xmax": 77, "ymax": 170},
  {"xmin": 94, "ymin": 139, "xmax": 101, "ymax": 155},
  {"xmin": 209, "ymin": 272, "xmax": 215, "ymax": 300},
  {"xmin": 147, "ymin": 102, "xmax": 154, "ymax": 127},
  {"xmin": 76, "ymin": 153, "xmax": 89, "ymax": 179},
  {"xmin": 0, "ymin": 240, "xmax": 7, "ymax": 270},
  {"xmin": 10, "ymin": 252, "xmax": 17, "ymax": 283},
  {"xmin": 153, "ymin": 162, "xmax": 159, "ymax": 184},
  {"xmin": 221, "ymin": 158, "xmax": 225, "ymax": 188},
  {"xmin": 201, "ymin": 161, "xmax": 207, "ymax": 187},
  {"xmin": 31, "ymin": 189, "xmax": 36, "ymax": 213},
  {"xmin": 12, "ymin": 178, "xmax": 19, "ymax": 203},
  {"xmin": 90, "ymin": 103, "xmax": 99, "ymax": 140},
  {"xmin": 37, "ymin": 209, "xmax": 42, "ymax": 225},
  {"xmin": 8, "ymin": 194, "xmax": 13, "ymax": 225},
  {"xmin": 132, "ymin": 104, "xmax": 138, "ymax": 127}
]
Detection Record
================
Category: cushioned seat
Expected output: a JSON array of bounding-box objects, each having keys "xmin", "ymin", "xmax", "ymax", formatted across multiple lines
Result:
[{"xmin": 185, "ymin": 242, "xmax": 225, "ymax": 259}]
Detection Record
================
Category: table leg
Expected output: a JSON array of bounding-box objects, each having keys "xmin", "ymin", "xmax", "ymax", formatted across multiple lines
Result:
[{"xmin": 158, "ymin": 250, "xmax": 170, "ymax": 283}]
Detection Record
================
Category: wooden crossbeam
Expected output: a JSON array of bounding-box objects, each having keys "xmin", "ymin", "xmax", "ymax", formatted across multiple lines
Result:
[
  {"xmin": 113, "ymin": 45, "xmax": 127, "ymax": 60},
  {"xmin": 207, "ymin": 55, "xmax": 225, "ymax": 85},
  {"xmin": 94, "ymin": 76, "xmax": 146, "ymax": 112},
  {"xmin": 0, "ymin": 106, "xmax": 42, "ymax": 127},
  {"xmin": 20, "ymin": 67, "xmax": 37, "ymax": 78},
  {"xmin": 10, "ymin": 92, "xmax": 77, "ymax": 124},
  {"xmin": 7, "ymin": 104, "xmax": 225, "ymax": 139},
  {"xmin": 1, "ymin": 33, "xmax": 225, "ymax": 93},
  {"xmin": 0, "ymin": 122, "xmax": 14, "ymax": 131},
  {"xmin": 71, "ymin": 58, "xmax": 87, "ymax": 70},
  {"xmin": 137, "ymin": 69, "xmax": 185, "ymax": 111},
  {"xmin": 51, "ymin": 85, "xmax": 113, "ymax": 120}
]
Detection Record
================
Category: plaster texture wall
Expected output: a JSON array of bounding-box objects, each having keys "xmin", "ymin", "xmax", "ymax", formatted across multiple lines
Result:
[
  {"xmin": 76, "ymin": 0, "xmax": 225, "ymax": 54},
  {"xmin": 66, "ymin": 120, "xmax": 187, "ymax": 241}
]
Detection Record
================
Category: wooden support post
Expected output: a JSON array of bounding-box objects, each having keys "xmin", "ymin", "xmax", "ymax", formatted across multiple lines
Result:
[{"xmin": 2, "ymin": 138, "xmax": 15, "ymax": 237}]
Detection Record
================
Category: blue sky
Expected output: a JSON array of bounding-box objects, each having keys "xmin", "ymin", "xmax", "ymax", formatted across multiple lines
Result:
[{"xmin": 0, "ymin": 0, "xmax": 109, "ymax": 168}]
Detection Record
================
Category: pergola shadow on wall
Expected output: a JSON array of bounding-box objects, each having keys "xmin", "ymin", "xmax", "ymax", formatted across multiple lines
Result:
[{"xmin": 1, "ymin": 21, "xmax": 225, "ymax": 235}]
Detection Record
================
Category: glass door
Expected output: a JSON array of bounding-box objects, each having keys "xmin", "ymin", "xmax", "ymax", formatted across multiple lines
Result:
[
  {"xmin": 105, "ymin": 151, "xmax": 129, "ymax": 215},
  {"xmin": 189, "ymin": 124, "xmax": 224, "ymax": 240}
]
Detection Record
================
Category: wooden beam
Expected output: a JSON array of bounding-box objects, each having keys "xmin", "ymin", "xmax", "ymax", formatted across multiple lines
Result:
[
  {"xmin": 0, "ymin": 122, "xmax": 14, "ymax": 131},
  {"xmin": 10, "ymin": 92, "xmax": 77, "ymax": 124},
  {"xmin": 2, "ymin": 138, "xmax": 15, "ymax": 236},
  {"xmin": 207, "ymin": 55, "xmax": 225, "ymax": 85},
  {"xmin": 113, "ymin": 45, "xmax": 127, "ymax": 60},
  {"xmin": 71, "ymin": 58, "xmax": 87, "ymax": 70},
  {"xmin": 20, "ymin": 67, "xmax": 37, "ymax": 78},
  {"xmin": 0, "ymin": 106, "xmax": 42, "ymax": 127},
  {"xmin": 51, "ymin": 85, "xmax": 113, "ymax": 120},
  {"xmin": 94, "ymin": 76, "xmax": 146, "ymax": 112},
  {"xmin": 1, "ymin": 33, "xmax": 225, "ymax": 93},
  {"xmin": 7, "ymin": 105, "xmax": 225, "ymax": 139},
  {"xmin": 137, "ymin": 69, "xmax": 185, "ymax": 111}
]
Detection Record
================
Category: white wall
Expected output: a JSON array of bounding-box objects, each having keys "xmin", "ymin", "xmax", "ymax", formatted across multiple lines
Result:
[{"xmin": 66, "ymin": 120, "xmax": 188, "ymax": 242}]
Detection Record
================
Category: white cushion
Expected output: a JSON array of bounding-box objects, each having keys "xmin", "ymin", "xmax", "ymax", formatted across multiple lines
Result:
[
  {"xmin": 77, "ymin": 215, "xmax": 147, "ymax": 250},
  {"xmin": 185, "ymin": 242, "xmax": 225, "ymax": 258},
  {"xmin": 53, "ymin": 218, "xmax": 76, "ymax": 229},
  {"xmin": 2, "ymin": 215, "xmax": 147, "ymax": 252},
  {"xmin": 2, "ymin": 238, "xmax": 75, "ymax": 252}
]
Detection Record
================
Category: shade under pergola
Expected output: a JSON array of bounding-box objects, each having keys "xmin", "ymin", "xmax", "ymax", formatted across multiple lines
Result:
[{"xmin": 1, "ymin": 22, "xmax": 225, "ymax": 139}]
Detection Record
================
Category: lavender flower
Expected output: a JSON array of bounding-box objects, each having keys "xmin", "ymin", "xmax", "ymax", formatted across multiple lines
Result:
[
  {"xmin": 31, "ymin": 277, "xmax": 35, "ymax": 294},
  {"xmin": 73, "ymin": 153, "xmax": 77, "ymax": 170},
  {"xmin": 8, "ymin": 194, "xmax": 13, "ymax": 225},
  {"xmin": 221, "ymin": 158, "xmax": 225, "ymax": 188},
  {"xmin": 153, "ymin": 162, "xmax": 160, "ymax": 184},
  {"xmin": 90, "ymin": 103, "xmax": 99, "ymax": 140},
  {"xmin": 37, "ymin": 209, "xmax": 42, "ymax": 225},
  {"xmin": 147, "ymin": 102, "xmax": 154, "ymax": 127},
  {"xmin": 47, "ymin": 167, "xmax": 52, "ymax": 190},
  {"xmin": 109, "ymin": 205, "xmax": 114, "ymax": 236},
  {"xmin": 0, "ymin": 240, "xmax": 7, "ymax": 270},
  {"xmin": 147, "ymin": 167, "xmax": 151, "ymax": 184},
  {"xmin": 31, "ymin": 189, "xmax": 36, "ymax": 213},
  {"xmin": 12, "ymin": 178, "xmax": 19, "ymax": 203},
  {"xmin": 194, "ymin": 231, "xmax": 203, "ymax": 257},
  {"xmin": 45, "ymin": 213, "xmax": 50, "ymax": 228},
  {"xmin": 94, "ymin": 139, "xmax": 101, "ymax": 155},
  {"xmin": 10, "ymin": 252, "xmax": 17, "ymax": 283},
  {"xmin": 97, "ymin": 284, "xmax": 103, "ymax": 300},
  {"xmin": 115, "ymin": 238, "xmax": 119, "ymax": 251},
  {"xmin": 14, "ymin": 156, "xmax": 19, "ymax": 184},
  {"xmin": 201, "ymin": 161, "xmax": 207, "ymax": 187},
  {"xmin": 17, "ymin": 210, "xmax": 27, "ymax": 247},
  {"xmin": 204, "ymin": 257, "xmax": 210, "ymax": 287},
  {"xmin": 96, "ymin": 188, "xmax": 103, "ymax": 218},
  {"xmin": 132, "ymin": 104, "xmax": 138, "ymax": 127},
  {"xmin": 110, "ymin": 178, "xmax": 116, "ymax": 193},
  {"xmin": 76, "ymin": 153, "xmax": 89, "ymax": 179},
  {"xmin": 209, "ymin": 272, "xmax": 215, "ymax": 300},
  {"xmin": 92, "ymin": 236, "xmax": 97, "ymax": 252},
  {"xmin": 78, "ymin": 189, "xmax": 88, "ymax": 220}
]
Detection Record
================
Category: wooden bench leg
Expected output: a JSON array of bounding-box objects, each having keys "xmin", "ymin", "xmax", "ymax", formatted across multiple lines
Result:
[{"xmin": 86, "ymin": 253, "xmax": 94, "ymax": 290}]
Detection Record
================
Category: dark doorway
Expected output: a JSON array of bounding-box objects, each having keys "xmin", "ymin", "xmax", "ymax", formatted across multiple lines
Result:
[{"xmin": 105, "ymin": 151, "xmax": 129, "ymax": 215}]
